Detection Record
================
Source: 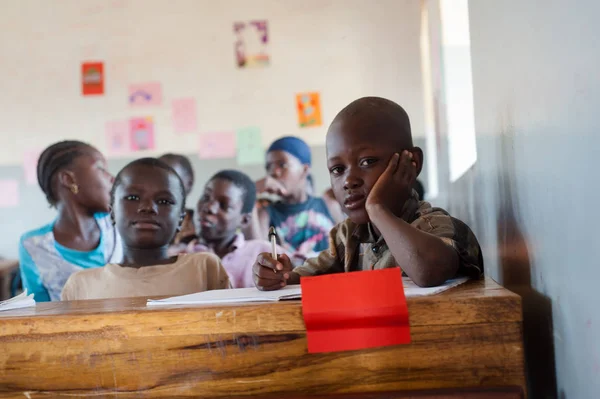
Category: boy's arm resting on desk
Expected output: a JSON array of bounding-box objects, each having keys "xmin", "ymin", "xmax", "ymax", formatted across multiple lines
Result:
[
  {"xmin": 253, "ymin": 225, "xmax": 345, "ymax": 289},
  {"xmin": 287, "ymin": 225, "xmax": 346, "ymax": 283},
  {"xmin": 19, "ymin": 240, "xmax": 51, "ymax": 302},
  {"xmin": 367, "ymin": 204, "xmax": 482, "ymax": 287}
]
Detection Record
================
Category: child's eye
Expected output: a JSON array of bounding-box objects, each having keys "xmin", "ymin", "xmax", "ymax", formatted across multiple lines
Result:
[
  {"xmin": 329, "ymin": 166, "xmax": 344, "ymax": 176},
  {"xmin": 124, "ymin": 195, "xmax": 139, "ymax": 201},
  {"xmin": 359, "ymin": 158, "xmax": 378, "ymax": 167},
  {"xmin": 157, "ymin": 199, "xmax": 175, "ymax": 206},
  {"xmin": 220, "ymin": 202, "xmax": 233, "ymax": 211}
]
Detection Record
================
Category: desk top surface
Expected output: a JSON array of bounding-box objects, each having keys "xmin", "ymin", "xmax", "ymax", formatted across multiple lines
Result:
[{"xmin": 0, "ymin": 278, "xmax": 521, "ymax": 332}]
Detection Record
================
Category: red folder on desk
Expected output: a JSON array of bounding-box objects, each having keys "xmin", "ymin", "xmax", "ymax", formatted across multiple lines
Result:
[{"xmin": 301, "ymin": 268, "xmax": 410, "ymax": 354}]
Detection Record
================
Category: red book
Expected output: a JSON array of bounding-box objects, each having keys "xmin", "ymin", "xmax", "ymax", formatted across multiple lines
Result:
[{"xmin": 301, "ymin": 268, "xmax": 410, "ymax": 354}]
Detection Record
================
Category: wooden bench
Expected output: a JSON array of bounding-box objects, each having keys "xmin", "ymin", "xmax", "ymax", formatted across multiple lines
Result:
[{"xmin": 0, "ymin": 278, "xmax": 525, "ymax": 398}]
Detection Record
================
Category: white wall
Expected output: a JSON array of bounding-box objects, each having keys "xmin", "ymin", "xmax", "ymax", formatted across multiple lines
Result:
[
  {"xmin": 0, "ymin": 0, "xmax": 426, "ymax": 259},
  {"xmin": 459, "ymin": 1, "xmax": 600, "ymax": 397},
  {"xmin": 0, "ymin": 0, "xmax": 425, "ymax": 166}
]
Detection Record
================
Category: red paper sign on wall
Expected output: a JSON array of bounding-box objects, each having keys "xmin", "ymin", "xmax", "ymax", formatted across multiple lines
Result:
[{"xmin": 81, "ymin": 62, "xmax": 104, "ymax": 96}]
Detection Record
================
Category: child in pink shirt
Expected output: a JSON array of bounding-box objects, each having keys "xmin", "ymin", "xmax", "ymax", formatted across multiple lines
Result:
[{"xmin": 170, "ymin": 170, "xmax": 287, "ymax": 288}]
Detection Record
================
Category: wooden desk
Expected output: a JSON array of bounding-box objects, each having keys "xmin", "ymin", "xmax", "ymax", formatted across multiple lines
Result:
[{"xmin": 0, "ymin": 278, "xmax": 525, "ymax": 398}]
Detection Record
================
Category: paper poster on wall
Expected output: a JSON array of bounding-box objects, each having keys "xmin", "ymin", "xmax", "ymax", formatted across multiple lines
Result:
[
  {"xmin": 81, "ymin": 62, "xmax": 104, "ymax": 96},
  {"xmin": 129, "ymin": 117, "xmax": 155, "ymax": 151},
  {"xmin": 23, "ymin": 149, "xmax": 41, "ymax": 185},
  {"xmin": 129, "ymin": 82, "xmax": 162, "ymax": 106},
  {"xmin": 234, "ymin": 20, "xmax": 269, "ymax": 68},
  {"xmin": 0, "ymin": 179, "xmax": 19, "ymax": 208},
  {"xmin": 172, "ymin": 98, "xmax": 198, "ymax": 133},
  {"xmin": 105, "ymin": 120, "xmax": 131, "ymax": 156},
  {"xmin": 198, "ymin": 132, "xmax": 237, "ymax": 159},
  {"xmin": 296, "ymin": 92, "xmax": 323, "ymax": 127},
  {"xmin": 236, "ymin": 127, "xmax": 264, "ymax": 165}
]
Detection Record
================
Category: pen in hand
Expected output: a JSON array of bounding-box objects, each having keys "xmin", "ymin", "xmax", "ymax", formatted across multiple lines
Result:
[{"xmin": 269, "ymin": 226, "xmax": 278, "ymax": 274}]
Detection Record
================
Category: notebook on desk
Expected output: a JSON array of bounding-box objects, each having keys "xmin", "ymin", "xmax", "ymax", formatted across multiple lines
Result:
[
  {"xmin": 146, "ymin": 277, "xmax": 469, "ymax": 306},
  {"xmin": 147, "ymin": 285, "xmax": 302, "ymax": 306}
]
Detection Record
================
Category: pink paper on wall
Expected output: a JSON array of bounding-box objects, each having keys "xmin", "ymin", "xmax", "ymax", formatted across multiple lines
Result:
[
  {"xmin": 198, "ymin": 132, "xmax": 237, "ymax": 159},
  {"xmin": 105, "ymin": 120, "xmax": 130, "ymax": 156},
  {"xmin": 129, "ymin": 117, "xmax": 155, "ymax": 151},
  {"xmin": 172, "ymin": 98, "xmax": 197, "ymax": 133},
  {"xmin": 0, "ymin": 180, "xmax": 19, "ymax": 208},
  {"xmin": 128, "ymin": 82, "xmax": 162, "ymax": 106},
  {"xmin": 23, "ymin": 149, "xmax": 41, "ymax": 185}
]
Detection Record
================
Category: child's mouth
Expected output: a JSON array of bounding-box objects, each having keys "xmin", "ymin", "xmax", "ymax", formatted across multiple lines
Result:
[
  {"xmin": 344, "ymin": 194, "xmax": 366, "ymax": 210},
  {"xmin": 200, "ymin": 218, "xmax": 215, "ymax": 228},
  {"xmin": 133, "ymin": 220, "xmax": 161, "ymax": 230}
]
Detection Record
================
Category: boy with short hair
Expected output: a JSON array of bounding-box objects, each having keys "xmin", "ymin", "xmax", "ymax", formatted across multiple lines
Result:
[
  {"xmin": 250, "ymin": 136, "xmax": 344, "ymax": 259},
  {"xmin": 171, "ymin": 170, "xmax": 288, "ymax": 288},
  {"xmin": 253, "ymin": 97, "xmax": 483, "ymax": 289}
]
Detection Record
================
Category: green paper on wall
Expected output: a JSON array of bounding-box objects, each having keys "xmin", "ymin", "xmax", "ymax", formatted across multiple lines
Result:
[{"xmin": 236, "ymin": 127, "xmax": 264, "ymax": 165}]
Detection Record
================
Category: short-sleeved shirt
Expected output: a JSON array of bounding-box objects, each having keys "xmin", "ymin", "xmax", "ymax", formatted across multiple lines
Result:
[
  {"xmin": 265, "ymin": 196, "xmax": 335, "ymax": 258},
  {"xmin": 169, "ymin": 233, "xmax": 286, "ymax": 289},
  {"xmin": 61, "ymin": 253, "xmax": 230, "ymax": 301},
  {"xmin": 19, "ymin": 213, "xmax": 122, "ymax": 302},
  {"xmin": 294, "ymin": 192, "xmax": 483, "ymax": 278}
]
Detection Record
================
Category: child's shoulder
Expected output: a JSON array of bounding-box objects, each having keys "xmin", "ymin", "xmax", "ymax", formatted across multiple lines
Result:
[
  {"xmin": 177, "ymin": 252, "xmax": 222, "ymax": 267},
  {"xmin": 411, "ymin": 200, "xmax": 465, "ymax": 228},
  {"xmin": 71, "ymin": 264, "xmax": 110, "ymax": 280}
]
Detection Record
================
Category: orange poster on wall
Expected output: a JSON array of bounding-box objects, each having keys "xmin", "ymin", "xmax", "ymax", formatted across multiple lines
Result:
[
  {"xmin": 296, "ymin": 92, "xmax": 322, "ymax": 128},
  {"xmin": 81, "ymin": 62, "xmax": 104, "ymax": 96}
]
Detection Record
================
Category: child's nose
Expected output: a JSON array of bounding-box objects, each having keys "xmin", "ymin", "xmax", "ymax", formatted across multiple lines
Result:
[
  {"xmin": 343, "ymin": 170, "xmax": 362, "ymax": 190},
  {"xmin": 269, "ymin": 167, "xmax": 283, "ymax": 179},
  {"xmin": 138, "ymin": 199, "xmax": 158, "ymax": 214},
  {"xmin": 202, "ymin": 200, "xmax": 219, "ymax": 214}
]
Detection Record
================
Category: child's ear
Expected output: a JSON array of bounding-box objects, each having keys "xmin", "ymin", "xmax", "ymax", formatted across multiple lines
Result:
[
  {"xmin": 411, "ymin": 147, "xmax": 424, "ymax": 176},
  {"xmin": 240, "ymin": 212, "xmax": 252, "ymax": 228},
  {"xmin": 177, "ymin": 211, "xmax": 186, "ymax": 231},
  {"xmin": 57, "ymin": 170, "xmax": 76, "ymax": 189},
  {"xmin": 301, "ymin": 164, "xmax": 311, "ymax": 179}
]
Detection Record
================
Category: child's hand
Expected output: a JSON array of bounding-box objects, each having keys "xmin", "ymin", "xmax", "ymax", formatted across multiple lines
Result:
[
  {"xmin": 366, "ymin": 151, "xmax": 417, "ymax": 214},
  {"xmin": 255, "ymin": 177, "xmax": 288, "ymax": 197},
  {"xmin": 253, "ymin": 253, "xmax": 294, "ymax": 291}
]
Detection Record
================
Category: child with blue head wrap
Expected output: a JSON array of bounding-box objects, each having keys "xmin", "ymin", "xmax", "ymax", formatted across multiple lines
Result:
[{"xmin": 250, "ymin": 136, "xmax": 343, "ymax": 260}]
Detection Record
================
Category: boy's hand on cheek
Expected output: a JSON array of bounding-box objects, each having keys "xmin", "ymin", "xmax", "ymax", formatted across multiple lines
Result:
[
  {"xmin": 253, "ymin": 253, "xmax": 296, "ymax": 291},
  {"xmin": 366, "ymin": 151, "xmax": 417, "ymax": 215}
]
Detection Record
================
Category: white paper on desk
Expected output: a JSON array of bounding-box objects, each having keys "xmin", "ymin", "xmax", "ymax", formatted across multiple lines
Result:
[
  {"xmin": 403, "ymin": 276, "xmax": 469, "ymax": 297},
  {"xmin": 146, "ymin": 277, "xmax": 469, "ymax": 307},
  {"xmin": 147, "ymin": 285, "xmax": 302, "ymax": 306},
  {"xmin": 0, "ymin": 289, "xmax": 35, "ymax": 312}
]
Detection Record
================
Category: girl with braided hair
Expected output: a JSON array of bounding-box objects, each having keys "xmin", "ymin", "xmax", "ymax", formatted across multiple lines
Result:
[{"xmin": 18, "ymin": 140, "xmax": 122, "ymax": 301}]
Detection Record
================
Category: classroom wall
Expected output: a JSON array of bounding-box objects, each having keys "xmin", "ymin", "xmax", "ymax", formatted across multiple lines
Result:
[
  {"xmin": 0, "ymin": 0, "xmax": 427, "ymax": 258},
  {"xmin": 444, "ymin": 1, "xmax": 600, "ymax": 397}
]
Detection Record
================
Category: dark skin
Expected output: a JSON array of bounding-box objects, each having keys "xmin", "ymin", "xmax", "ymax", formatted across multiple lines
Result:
[
  {"xmin": 253, "ymin": 117, "xmax": 459, "ymax": 289},
  {"xmin": 248, "ymin": 150, "xmax": 344, "ymax": 240},
  {"xmin": 195, "ymin": 178, "xmax": 250, "ymax": 259},
  {"xmin": 112, "ymin": 165, "xmax": 185, "ymax": 268},
  {"xmin": 52, "ymin": 147, "xmax": 114, "ymax": 251},
  {"xmin": 158, "ymin": 156, "xmax": 196, "ymax": 243}
]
